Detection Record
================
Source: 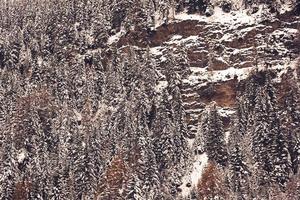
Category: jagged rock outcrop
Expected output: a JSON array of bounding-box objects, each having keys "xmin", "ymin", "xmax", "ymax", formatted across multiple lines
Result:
[{"xmin": 111, "ymin": 3, "xmax": 300, "ymax": 136}]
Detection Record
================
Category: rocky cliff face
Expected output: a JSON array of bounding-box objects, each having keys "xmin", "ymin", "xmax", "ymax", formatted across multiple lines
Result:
[
  {"xmin": 105, "ymin": 3, "xmax": 300, "ymax": 196},
  {"xmin": 110, "ymin": 2, "xmax": 300, "ymax": 136},
  {"xmin": 0, "ymin": 1, "xmax": 299, "ymax": 199}
]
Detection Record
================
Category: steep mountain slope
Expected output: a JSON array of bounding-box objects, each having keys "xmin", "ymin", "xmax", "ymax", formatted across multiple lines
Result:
[
  {"xmin": 110, "ymin": 3, "xmax": 299, "ymax": 134},
  {"xmin": 0, "ymin": 0, "xmax": 299, "ymax": 199},
  {"xmin": 108, "ymin": 2, "xmax": 300, "ymax": 198}
]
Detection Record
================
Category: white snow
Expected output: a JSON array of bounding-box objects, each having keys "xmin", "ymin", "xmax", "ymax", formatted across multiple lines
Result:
[
  {"xmin": 185, "ymin": 66, "xmax": 253, "ymax": 87},
  {"xmin": 37, "ymin": 56, "xmax": 43, "ymax": 66},
  {"xmin": 209, "ymin": 6, "xmax": 255, "ymax": 27},
  {"xmin": 91, "ymin": 101, "xmax": 112, "ymax": 122},
  {"xmin": 216, "ymin": 57, "xmax": 229, "ymax": 65},
  {"xmin": 107, "ymin": 30, "xmax": 125, "ymax": 45},
  {"xmin": 150, "ymin": 46, "xmax": 164, "ymax": 56},
  {"xmin": 170, "ymin": 35, "xmax": 183, "ymax": 40},
  {"xmin": 219, "ymin": 107, "xmax": 236, "ymax": 117},
  {"xmin": 273, "ymin": 56, "xmax": 300, "ymax": 82},
  {"xmin": 73, "ymin": 109, "xmax": 82, "ymax": 121},
  {"xmin": 272, "ymin": 28, "xmax": 299, "ymax": 39},
  {"xmin": 180, "ymin": 153, "xmax": 208, "ymax": 198},
  {"xmin": 155, "ymin": 80, "xmax": 168, "ymax": 92},
  {"xmin": 278, "ymin": 0, "xmax": 295, "ymax": 14},
  {"xmin": 175, "ymin": 6, "xmax": 257, "ymax": 29},
  {"xmin": 184, "ymin": 56, "xmax": 297, "ymax": 87},
  {"xmin": 225, "ymin": 131, "xmax": 230, "ymax": 143},
  {"xmin": 187, "ymin": 138, "xmax": 195, "ymax": 148},
  {"xmin": 184, "ymin": 54, "xmax": 297, "ymax": 87},
  {"xmin": 175, "ymin": 12, "xmax": 207, "ymax": 22},
  {"xmin": 190, "ymin": 67, "xmax": 207, "ymax": 73},
  {"xmin": 154, "ymin": 10, "xmax": 164, "ymax": 28},
  {"xmin": 166, "ymin": 35, "xmax": 199, "ymax": 46},
  {"xmin": 17, "ymin": 148, "xmax": 27, "ymax": 163},
  {"xmin": 220, "ymin": 33, "xmax": 234, "ymax": 42}
]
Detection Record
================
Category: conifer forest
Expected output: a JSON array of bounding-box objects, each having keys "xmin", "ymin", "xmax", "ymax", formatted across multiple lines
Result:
[{"xmin": 0, "ymin": 0, "xmax": 300, "ymax": 199}]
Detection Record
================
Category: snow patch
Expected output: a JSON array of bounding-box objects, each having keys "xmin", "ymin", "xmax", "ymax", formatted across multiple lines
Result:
[
  {"xmin": 175, "ymin": 6, "xmax": 258, "ymax": 28},
  {"xmin": 150, "ymin": 46, "xmax": 164, "ymax": 56},
  {"xmin": 225, "ymin": 131, "xmax": 230, "ymax": 143},
  {"xmin": 278, "ymin": 1, "xmax": 295, "ymax": 14},
  {"xmin": 155, "ymin": 80, "xmax": 168, "ymax": 92},
  {"xmin": 166, "ymin": 35, "xmax": 199, "ymax": 46},
  {"xmin": 185, "ymin": 66, "xmax": 253, "ymax": 87},
  {"xmin": 73, "ymin": 109, "xmax": 82, "ymax": 121},
  {"xmin": 37, "ymin": 57, "xmax": 43, "ymax": 66},
  {"xmin": 170, "ymin": 35, "xmax": 183, "ymax": 40},
  {"xmin": 180, "ymin": 153, "xmax": 208, "ymax": 198},
  {"xmin": 107, "ymin": 30, "xmax": 125, "ymax": 45},
  {"xmin": 17, "ymin": 148, "xmax": 27, "ymax": 163},
  {"xmin": 273, "ymin": 56, "xmax": 300, "ymax": 82},
  {"xmin": 175, "ymin": 12, "xmax": 207, "ymax": 22},
  {"xmin": 219, "ymin": 108, "xmax": 236, "ymax": 117},
  {"xmin": 220, "ymin": 33, "xmax": 234, "ymax": 42}
]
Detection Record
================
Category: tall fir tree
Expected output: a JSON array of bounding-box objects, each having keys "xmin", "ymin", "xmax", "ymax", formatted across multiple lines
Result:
[{"xmin": 201, "ymin": 103, "xmax": 228, "ymax": 167}]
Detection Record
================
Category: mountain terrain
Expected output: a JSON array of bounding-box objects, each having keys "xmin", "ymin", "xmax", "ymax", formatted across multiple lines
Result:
[{"xmin": 0, "ymin": 0, "xmax": 300, "ymax": 199}]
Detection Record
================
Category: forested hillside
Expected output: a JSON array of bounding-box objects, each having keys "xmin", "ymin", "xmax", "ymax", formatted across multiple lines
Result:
[{"xmin": 0, "ymin": 0, "xmax": 299, "ymax": 199}]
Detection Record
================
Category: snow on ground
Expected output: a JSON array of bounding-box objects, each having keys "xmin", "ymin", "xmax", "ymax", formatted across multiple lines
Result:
[
  {"xmin": 279, "ymin": 0, "xmax": 295, "ymax": 14},
  {"xmin": 167, "ymin": 35, "xmax": 199, "ymax": 44},
  {"xmin": 150, "ymin": 46, "xmax": 164, "ymax": 56},
  {"xmin": 180, "ymin": 153, "xmax": 208, "ymax": 198},
  {"xmin": 175, "ymin": 5, "xmax": 261, "ymax": 28},
  {"xmin": 17, "ymin": 148, "xmax": 27, "ymax": 163},
  {"xmin": 155, "ymin": 80, "xmax": 168, "ymax": 92},
  {"xmin": 175, "ymin": 12, "xmax": 207, "ymax": 22},
  {"xmin": 150, "ymin": 46, "xmax": 168, "ymax": 62},
  {"xmin": 219, "ymin": 107, "xmax": 236, "ymax": 117},
  {"xmin": 273, "ymin": 28, "xmax": 299, "ymax": 35},
  {"xmin": 185, "ymin": 66, "xmax": 253, "ymax": 86},
  {"xmin": 187, "ymin": 138, "xmax": 195, "ymax": 148},
  {"xmin": 225, "ymin": 131, "xmax": 231, "ymax": 143},
  {"xmin": 73, "ymin": 109, "xmax": 82, "ymax": 121},
  {"xmin": 273, "ymin": 56, "xmax": 300, "ymax": 82},
  {"xmin": 184, "ymin": 54, "xmax": 299, "ymax": 87},
  {"xmin": 107, "ymin": 30, "xmax": 125, "ymax": 45},
  {"xmin": 208, "ymin": 6, "xmax": 256, "ymax": 28}
]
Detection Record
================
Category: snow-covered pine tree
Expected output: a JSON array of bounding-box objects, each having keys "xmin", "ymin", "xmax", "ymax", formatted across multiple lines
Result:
[
  {"xmin": 131, "ymin": 134, "xmax": 160, "ymax": 200},
  {"xmin": 111, "ymin": 0, "xmax": 134, "ymax": 32},
  {"xmin": 283, "ymin": 73, "xmax": 300, "ymax": 174},
  {"xmin": 166, "ymin": 54, "xmax": 189, "ymax": 167},
  {"xmin": 201, "ymin": 103, "xmax": 228, "ymax": 167},
  {"xmin": 228, "ymin": 110, "xmax": 251, "ymax": 200},
  {"xmin": 264, "ymin": 71, "xmax": 290, "ymax": 186},
  {"xmin": 251, "ymin": 70, "xmax": 291, "ymax": 188},
  {"xmin": 124, "ymin": 173, "xmax": 144, "ymax": 200},
  {"xmin": 152, "ymin": 91, "xmax": 175, "ymax": 171},
  {"xmin": 0, "ymin": 130, "xmax": 18, "ymax": 200},
  {"xmin": 251, "ymin": 87, "xmax": 273, "ymax": 186},
  {"xmin": 69, "ymin": 119, "xmax": 86, "ymax": 199}
]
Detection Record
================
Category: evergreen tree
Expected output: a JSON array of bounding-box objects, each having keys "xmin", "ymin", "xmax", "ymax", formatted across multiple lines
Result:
[
  {"xmin": 283, "ymin": 74, "xmax": 300, "ymax": 174},
  {"xmin": 0, "ymin": 131, "xmax": 17, "ymax": 200},
  {"xmin": 251, "ymin": 87, "xmax": 273, "ymax": 186},
  {"xmin": 153, "ymin": 90, "xmax": 174, "ymax": 171},
  {"xmin": 228, "ymin": 111, "xmax": 251, "ymax": 200},
  {"xmin": 265, "ymin": 73, "xmax": 290, "ymax": 186},
  {"xmin": 201, "ymin": 103, "xmax": 228, "ymax": 166},
  {"xmin": 251, "ymin": 71, "xmax": 291, "ymax": 187}
]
